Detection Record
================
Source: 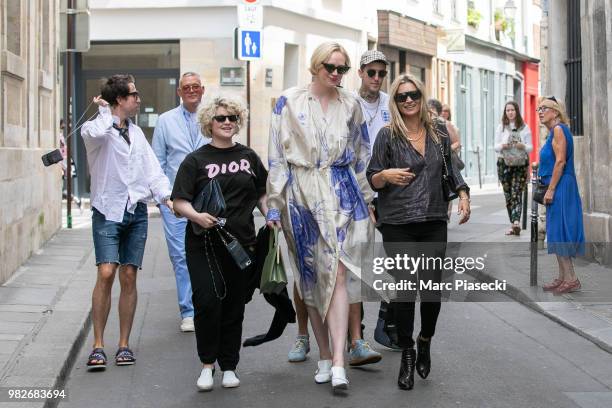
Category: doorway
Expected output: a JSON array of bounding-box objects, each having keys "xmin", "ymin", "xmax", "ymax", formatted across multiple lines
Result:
[{"xmin": 73, "ymin": 41, "xmax": 180, "ymax": 197}]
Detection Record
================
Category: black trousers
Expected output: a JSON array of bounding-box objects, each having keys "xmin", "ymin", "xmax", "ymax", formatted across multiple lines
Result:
[
  {"xmin": 381, "ymin": 221, "xmax": 447, "ymax": 349},
  {"xmin": 186, "ymin": 232, "xmax": 254, "ymax": 371}
]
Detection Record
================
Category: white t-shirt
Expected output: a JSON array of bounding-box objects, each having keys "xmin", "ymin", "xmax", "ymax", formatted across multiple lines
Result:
[{"xmin": 354, "ymin": 91, "xmax": 391, "ymax": 154}]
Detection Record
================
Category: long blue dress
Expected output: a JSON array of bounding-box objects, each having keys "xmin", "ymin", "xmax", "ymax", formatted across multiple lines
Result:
[{"xmin": 538, "ymin": 124, "xmax": 585, "ymax": 257}]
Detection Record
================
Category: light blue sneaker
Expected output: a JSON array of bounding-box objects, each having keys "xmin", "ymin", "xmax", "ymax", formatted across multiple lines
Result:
[
  {"xmin": 349, "ymin": 339, "xmax": 382, "ymax": 366},
  {"xmin": 288, "ymin": 335, "xmax": 310, "ymax": 362}
]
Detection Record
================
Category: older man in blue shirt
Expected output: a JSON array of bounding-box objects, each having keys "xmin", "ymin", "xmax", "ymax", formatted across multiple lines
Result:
[{"xmin": 153, "ymin": 72, "xmax": 209, "ymax": 332}]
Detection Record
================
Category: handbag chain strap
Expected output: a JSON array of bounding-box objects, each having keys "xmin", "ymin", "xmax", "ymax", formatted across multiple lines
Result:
[
  {"xmin": 433, "ymin": 126, "xmax": 451, "ymax": 179},
  {"xmin": 203, "ymin": 230, "xmax": 227, "ymax": 300}
]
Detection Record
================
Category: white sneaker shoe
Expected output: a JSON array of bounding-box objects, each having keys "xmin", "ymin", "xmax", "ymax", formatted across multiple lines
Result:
[
  {"xmin": 331, "ymin": 366, "xmax": 349, "ymax": 390},
  {"xmin": 180, "ymin": 317, "xmax": 195, "ymax": 332},
  {"xmin": 222, "ymin": 370, "xmax": 240, "ymax": 388},
  {"xmin": 196, "ymin": 367, "xmax": 214, "ymax": 391},
  {"xmin": 314, "ymin": 359, "xmax": 332, "ymax": 384}
]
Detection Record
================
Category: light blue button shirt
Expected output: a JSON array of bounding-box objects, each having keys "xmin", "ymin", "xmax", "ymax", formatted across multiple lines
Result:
[{"xmin": 152, "ymin": 104, "xmax": 210, "ymax": 186}]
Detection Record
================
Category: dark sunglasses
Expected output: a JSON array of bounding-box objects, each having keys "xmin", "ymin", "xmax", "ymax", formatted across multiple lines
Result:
[
  {"xmin": 366, "ymin": 69, "xmax": 388, "ymax": 78},
  {"xmin": 322, "ymin": 63, "xmax": 351, "ymax": 75},
  {"xmin": 546, "ymin": 95, "xmax": 557, "ymax": 103},
  {"xmin": 213, "ymin": 115, "xmax": 239, "ymax": 123},
  {"xmin": 394, "ymin": 90, "xmax": 422, "ymax": 103},
  {"xmin": 127, "ymin": 91, "xmax": 140, "ymax": 98}
]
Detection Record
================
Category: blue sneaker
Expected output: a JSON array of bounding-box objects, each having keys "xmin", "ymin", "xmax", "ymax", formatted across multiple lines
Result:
[
  {"xmin": 374, "ymin": 318, "xmax": 402, "ymax": 351},
  {"xmin": 288, "ymin": 335, "xmax": 310, "ymax": 362},
  {"xmin": 348, "ymin": 339, "xmax": 382, "ymax": 366}
]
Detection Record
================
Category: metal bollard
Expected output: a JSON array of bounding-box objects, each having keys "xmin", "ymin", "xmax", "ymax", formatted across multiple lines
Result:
[
  {"xmin": 522, "ymin": 179, "xmax": 528, "ymax": 230},
  {"xmin": 529, "ymin": 163, "xmax": 539, "ymax": 287}
]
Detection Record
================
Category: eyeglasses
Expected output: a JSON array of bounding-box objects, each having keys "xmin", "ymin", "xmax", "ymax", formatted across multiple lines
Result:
[
  {"xmin": 127, "ymin": 91, "xmax": 140, "ymax": 98},
  {"xmin": 536, "ymin": 106, "xmax": 551, "ymax": 113},
  {"xmin": 322, "ymin": 63, "xmax": 351, "ymax": 75},
  {"xmin": 394, "ymin": 90, "xmax": 422, "ymax": 103},
  {"xmin": 366, "ymin": 69, "xmax": 388, "ymax": 78},
  {"xmin": 213, "ymin": 115, "xmax": 239, "ymax": 123},
  {"xmin": 181, "ymin": 84, "xmax": 202, "ymax": 92}
]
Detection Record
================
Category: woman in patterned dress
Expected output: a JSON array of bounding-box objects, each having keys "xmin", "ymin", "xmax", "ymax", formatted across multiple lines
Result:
[{"xmin": 266, "ymin": 42, "xmax": 374, "ymax": 390}]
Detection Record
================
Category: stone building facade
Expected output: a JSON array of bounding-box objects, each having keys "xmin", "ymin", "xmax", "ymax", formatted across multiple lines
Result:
[{"xmin": 0, "ymin": 0, "xmax": 62, "ymax": 283}]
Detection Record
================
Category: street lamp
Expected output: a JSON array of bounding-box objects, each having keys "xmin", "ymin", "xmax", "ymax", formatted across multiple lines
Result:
[{"xmin": 504, "ymin": 0, "xmax": 517, "ymax": 19}]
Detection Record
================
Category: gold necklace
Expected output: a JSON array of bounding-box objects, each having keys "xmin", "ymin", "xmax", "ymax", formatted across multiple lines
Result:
[{"xmin": 406, "ymin": 127, "xmax": 424, "ymax": 141}]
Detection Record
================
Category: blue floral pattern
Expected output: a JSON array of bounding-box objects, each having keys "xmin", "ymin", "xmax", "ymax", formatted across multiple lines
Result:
[{"xmin": 265, "ymin": 85, "xmax": 375, "ymax": 318}]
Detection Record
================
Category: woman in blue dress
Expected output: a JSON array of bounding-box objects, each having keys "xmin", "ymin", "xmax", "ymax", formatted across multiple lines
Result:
[{"xmin": 537, "ymin": 96, "xmax": 585, "ymax": 294}]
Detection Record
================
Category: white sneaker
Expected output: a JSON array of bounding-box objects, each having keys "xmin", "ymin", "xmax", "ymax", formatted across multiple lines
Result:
[
  {"xmin": 331, "ymin": 366, "xmax": 349, "ymax": 390},
  {"xmin": 314, "ymin": 359, "xmax": 332, "ymax": 384},
  {"xmin": 196, "ymin": 367, "xmax": 214, "ymax": 391},
  {"xmin": 222, "ymin": 370, "xmax": 240, "ymax": 388},
  {"xmin": 180, "ymin": 317, "xmax": 195, "ymax": 332}
]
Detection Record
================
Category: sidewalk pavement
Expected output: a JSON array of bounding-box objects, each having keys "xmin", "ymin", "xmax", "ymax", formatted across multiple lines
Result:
[
  {"xmin": 0, "ymin": 192, "xmax": 610, "ymax": 407},
  {"xmin": 0, "ymin": 204, "xmax": 160, "ymax": 408},
  {"xmin": 450, "ymin": 193, "xmax": 612, "ymax": 354}
]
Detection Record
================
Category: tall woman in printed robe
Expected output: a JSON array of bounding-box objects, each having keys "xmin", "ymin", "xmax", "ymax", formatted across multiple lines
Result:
[{"xmin": 266, "ymin": 42, "xmax": 374, "ymax": 390}]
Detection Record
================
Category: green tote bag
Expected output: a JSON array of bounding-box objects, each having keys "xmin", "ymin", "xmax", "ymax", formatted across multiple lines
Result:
[{"xmin": 260, "ymin": 228, "xmax": 288, "ymax": 295}]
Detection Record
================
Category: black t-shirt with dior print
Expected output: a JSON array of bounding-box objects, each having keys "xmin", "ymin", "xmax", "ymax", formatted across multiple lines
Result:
[{"xmin": 171, "ymin": 143, "xmax": 267, "ymax": 247}]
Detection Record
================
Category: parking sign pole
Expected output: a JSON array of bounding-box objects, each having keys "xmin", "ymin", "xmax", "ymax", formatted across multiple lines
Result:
[
  {"xmin": 246, "ymin": 60, "xmax": 251, "ymax": 147},
  {"xmin": 237, "ymin": 0, "xmax": 262, "ymax": 148}
]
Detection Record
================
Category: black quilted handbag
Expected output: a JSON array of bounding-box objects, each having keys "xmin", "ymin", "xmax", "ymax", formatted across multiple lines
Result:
[{"xmin": 191, "ymin": 179, "xmax": 226, "ymax": 235}]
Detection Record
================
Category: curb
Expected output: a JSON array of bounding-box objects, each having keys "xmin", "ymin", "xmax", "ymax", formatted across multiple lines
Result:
[
  {"xmin": 44, "ymin": 312, "xmax": 92, "ymax": 408},
  {"xmin": 0, "ymin": 228, "xmax": 95, "ymax": 408},
  {"xmin": 466, "ymin": 267, "xmax": 612, "ymax": 356}
]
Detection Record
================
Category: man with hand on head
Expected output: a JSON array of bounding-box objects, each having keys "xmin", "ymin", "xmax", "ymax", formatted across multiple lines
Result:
[
  {"xmin": 81, "ymin": 74, "xmax": 172, "ymax": 370},
  {"xmin": 153, "ymin": 72, "xmax": 209, "ymax": 333}
]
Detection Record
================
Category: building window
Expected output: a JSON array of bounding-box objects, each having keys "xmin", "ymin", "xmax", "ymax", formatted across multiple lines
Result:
[
  {"xmin": 40, "ymin": 0, "xmax": 51, "ymax": 71},
  {"xmin": 410, "ymin": 65, "xmax": 425, "ymax": 84},
  {"xmin": 433, "ymin": 0, "xmax": 441, "ymax": 14},
  {"xmin": 76, "ymin": 41, "xmax": 181, "ymax": 197},
  {"xmin": 451, "ymin": 0, "xmax": 458, "ymax": 21},
  {"xmin": 481, "ymin": 70, "xmax": 496, "ymax": 176},
  {"xmin": 565, "ymin": 0, "xmax": 583, "ymax": 135},
  {"xmin": 321, "ymin": 0, "xmax": 342, "ymax": 12},
  {"xmin": 439, "ymin": 61, "xmax": 447, "ymax": 85},
  {"xmin": 7, "ymin": 0, "xmax": 22, "ymax": 55},
  {"xmin": 438, "ymin": 60, "xmax": 447, "ymax": 102}
]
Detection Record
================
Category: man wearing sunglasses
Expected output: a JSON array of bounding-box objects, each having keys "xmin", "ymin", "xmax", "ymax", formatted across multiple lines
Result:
[
  {"xmin": 152, "ymin": 72, "xmax": 209, "ymax": 333},
  {"xmin": 356, "ymin": 50, "xmax": 391, "ymax": 149},
  {"xmin": 81, "ymin": 74, "xmax": 172, "ymax": 370},
  {"xmin": 342, "ymin": 50, "xmax": 394, "ymax": 367}
]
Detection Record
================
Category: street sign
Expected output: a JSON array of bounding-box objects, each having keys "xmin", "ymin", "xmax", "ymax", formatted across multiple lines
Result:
[
  {"xmin": 236, "ymin": 28, "xmax": 262, "ymax": 61},
  {"xmin": 237, "ymin": 2, "xmax": 263, "ymax": 29}
]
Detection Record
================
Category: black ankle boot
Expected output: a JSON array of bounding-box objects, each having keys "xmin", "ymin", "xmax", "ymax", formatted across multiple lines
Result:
[
  {"xmin": 416, "ymin": 335, "xmax": 431, "ymax": 379},
  {"xmin": 398, "ymin": 348, "xmax": 416, "ymax": 390}
]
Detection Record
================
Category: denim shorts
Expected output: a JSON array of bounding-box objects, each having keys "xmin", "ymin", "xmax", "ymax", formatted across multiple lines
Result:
[{"xmin": 92, "ymin": 203, "xmax": 148, "ymax": 269}]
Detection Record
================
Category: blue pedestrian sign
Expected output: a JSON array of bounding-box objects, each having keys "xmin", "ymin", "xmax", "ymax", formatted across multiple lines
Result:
[{"xmin": 236, "ymin": 28, "xmax": 262, "ymax": 61}]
